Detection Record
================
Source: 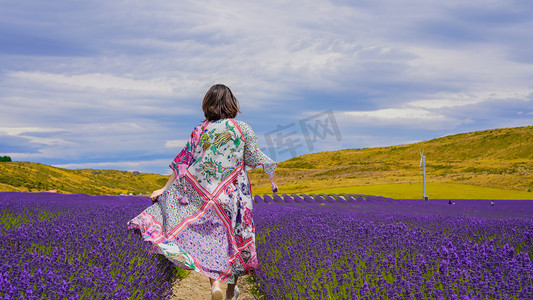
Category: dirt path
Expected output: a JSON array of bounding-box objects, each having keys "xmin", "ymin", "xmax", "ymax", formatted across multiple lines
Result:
[{"xmin": 170, "ymin": 271, "xmax": 257, "ymax": 300}]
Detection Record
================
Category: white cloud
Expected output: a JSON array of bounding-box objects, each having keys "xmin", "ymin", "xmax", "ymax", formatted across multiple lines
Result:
[
  {"xmin": 0, "ymin": 126, "xmax": 66, "ymax": 136},
  {"xmin": 404, "ymin": 45, "xmax": 533, "ymax": 88},
  {"xmin": 18, "ymin": 136, "xmax": 72, "ymax": 146},
  {"xmin": 345, "ymin": 108, "xmax": 444, "ymax": 120},
  {"xmin": 0, "ymin": 126, "xmax": 73, "ymax": 147},
  {"xmin": 9, "ymin": 71, "xmax": 189, "ymax": 97},
  {"xmin": 77, "ymin": 122, "xmax": 146, "ymax": 133},
  {"xmin": 1, "ymin": 0, "xmax": 533, "ymax": 173},
  {"xmin": 164, "ymin": 139, "xmax": 187, "ymax": 149},
  {"xmin": 340, "ymin": 107, "xmax": 469, "ymax": 130},
  {"xmin": 407, "ymin": 90, "xmax": 532, "ymax": 109}
]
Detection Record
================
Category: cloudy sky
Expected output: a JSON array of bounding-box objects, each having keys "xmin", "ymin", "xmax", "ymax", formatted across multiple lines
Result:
[{"xmin": 1, "ymin": 0, "xmax": 532, "ymax": 174}]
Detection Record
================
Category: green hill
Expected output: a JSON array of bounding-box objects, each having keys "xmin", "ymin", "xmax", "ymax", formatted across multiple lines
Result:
[
  {"xmin": 1, "ymin": 125, "xmax": 531, "ymax": 198},
  {"xmin": 0, "ymin": 162, "xmax": 167, "ymax": 195},
  {"xmin": 248, "ymin": 125, "xmax": 533, "ymax": 197}
]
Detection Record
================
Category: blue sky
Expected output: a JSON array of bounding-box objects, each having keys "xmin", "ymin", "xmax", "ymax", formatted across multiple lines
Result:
[{"xmin": 1, "ymin": 0, "xmax": 532, "ymax": 175}]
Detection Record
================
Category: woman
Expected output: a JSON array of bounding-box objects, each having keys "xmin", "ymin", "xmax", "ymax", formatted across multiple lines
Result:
[{"xmin": 127, "ymin": 84, "xmax": 278, "ymax": 300}]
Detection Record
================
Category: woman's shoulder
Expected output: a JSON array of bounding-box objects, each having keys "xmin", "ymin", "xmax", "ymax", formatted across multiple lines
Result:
[
  {"xmin": 193, "ymin": 122, "xmax": 207, "ymax": 132},
  {"xmin": 200, "ymin": 119, "xmax": 254, "ymax": 134},
  {"xmin": 233, "ymin": 119, "xmax": 252, "ymax": 130},
  {"xmin": 234, "ymin": 119, "xmax": 257, "ymax": 135}
]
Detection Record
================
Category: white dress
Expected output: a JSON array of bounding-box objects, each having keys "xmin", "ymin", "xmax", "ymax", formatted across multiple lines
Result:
[{"xmin": 127, "ymin": 118, "xmax": 277, "ymax": 284}]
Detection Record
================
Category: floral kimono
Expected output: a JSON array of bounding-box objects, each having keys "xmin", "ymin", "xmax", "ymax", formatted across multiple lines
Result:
[{"xmin": 127, "ymin": 118, "xmax": 277, "ymax": 284}]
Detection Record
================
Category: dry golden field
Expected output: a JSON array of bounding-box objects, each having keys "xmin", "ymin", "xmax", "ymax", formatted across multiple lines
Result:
[
  {"xmin": 1, "ymin": 125, "xmax": 531, "ymax": 198},
  {"xmin": 248, "ymin": 125, "xmax": 532, "ymax": 198}
]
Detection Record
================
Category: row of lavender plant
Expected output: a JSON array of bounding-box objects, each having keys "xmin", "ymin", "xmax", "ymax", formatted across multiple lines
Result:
[
  {"xmin": 0, "ymin": 192, "xmax": 175, "ymax": 299},
  {"xmin": 252, "ymin": 198, "xmax": 533, "ymax": 299}
]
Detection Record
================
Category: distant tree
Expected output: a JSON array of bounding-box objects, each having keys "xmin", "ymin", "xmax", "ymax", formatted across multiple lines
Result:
[{"xmin": 0, "ymin": 156, "xmax": 12, "ymax": 162}]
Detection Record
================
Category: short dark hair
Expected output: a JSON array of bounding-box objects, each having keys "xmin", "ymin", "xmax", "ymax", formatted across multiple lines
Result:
[{"xmin": 202, "ymin": 84, "xmax": 241, "ymax": 121}]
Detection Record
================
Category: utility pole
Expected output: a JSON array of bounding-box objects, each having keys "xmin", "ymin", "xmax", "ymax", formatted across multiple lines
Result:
[{"xmin": 420, "ymin": 151, "xmax": 428, "ymax": 201}]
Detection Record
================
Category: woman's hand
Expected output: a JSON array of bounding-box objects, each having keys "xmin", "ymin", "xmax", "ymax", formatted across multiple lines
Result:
[
  {"xmin": 150, "ymin": 173, "xmax": 176, "ymax": 202},
  {"xmin": 150, "ymin": 188, "xmax": 165, "ymax": 202}
]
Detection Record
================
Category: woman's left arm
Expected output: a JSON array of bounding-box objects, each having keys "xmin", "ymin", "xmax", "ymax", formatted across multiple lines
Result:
[{"xmin": 240, "ymin": 122, "xmax": 278, "ymax": 192}]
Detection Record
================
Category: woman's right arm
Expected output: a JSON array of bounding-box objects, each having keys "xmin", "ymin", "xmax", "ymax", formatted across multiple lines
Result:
[
  {"xmin": 150, "ymin": 122, "xmax": 206, "ymax": 203},
  {"xmin": 150, "ymin": 172, "xmax": 176, "ymax": 202}
]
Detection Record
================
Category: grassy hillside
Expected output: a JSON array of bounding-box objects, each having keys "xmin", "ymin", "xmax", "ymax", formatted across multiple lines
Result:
[
  {"xmin": 1, "ymin": 125, "xmax": 531, "ymax": 198},
  {"xmin": 248, "ymin": 125, "xmax": 533, "ymax": 197},
  {"xmin": 311, "ymin": 183, "xmax": 533, "ymax": 200},
  {"xmin": 0, "ymin": 162, "xmax": 167, "ymax": 195}
]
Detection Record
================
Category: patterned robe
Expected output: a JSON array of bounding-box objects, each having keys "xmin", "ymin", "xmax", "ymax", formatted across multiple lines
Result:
[{"xmin": 127, "ymin": 119, "xmax": 277, "ymax": 284}]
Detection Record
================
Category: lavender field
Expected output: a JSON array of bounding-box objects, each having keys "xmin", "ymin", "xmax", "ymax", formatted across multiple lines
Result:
[
  {"xmin": 253, "ymin": 194, "xmax": 533, "ymax": 299},
  {"xmin": 0, "ymin": 192, "xmax": 175, "ymax": 299},
  {"xmin": 1, "ymin": 192, "xmax": 532, "ymax": 299}
]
